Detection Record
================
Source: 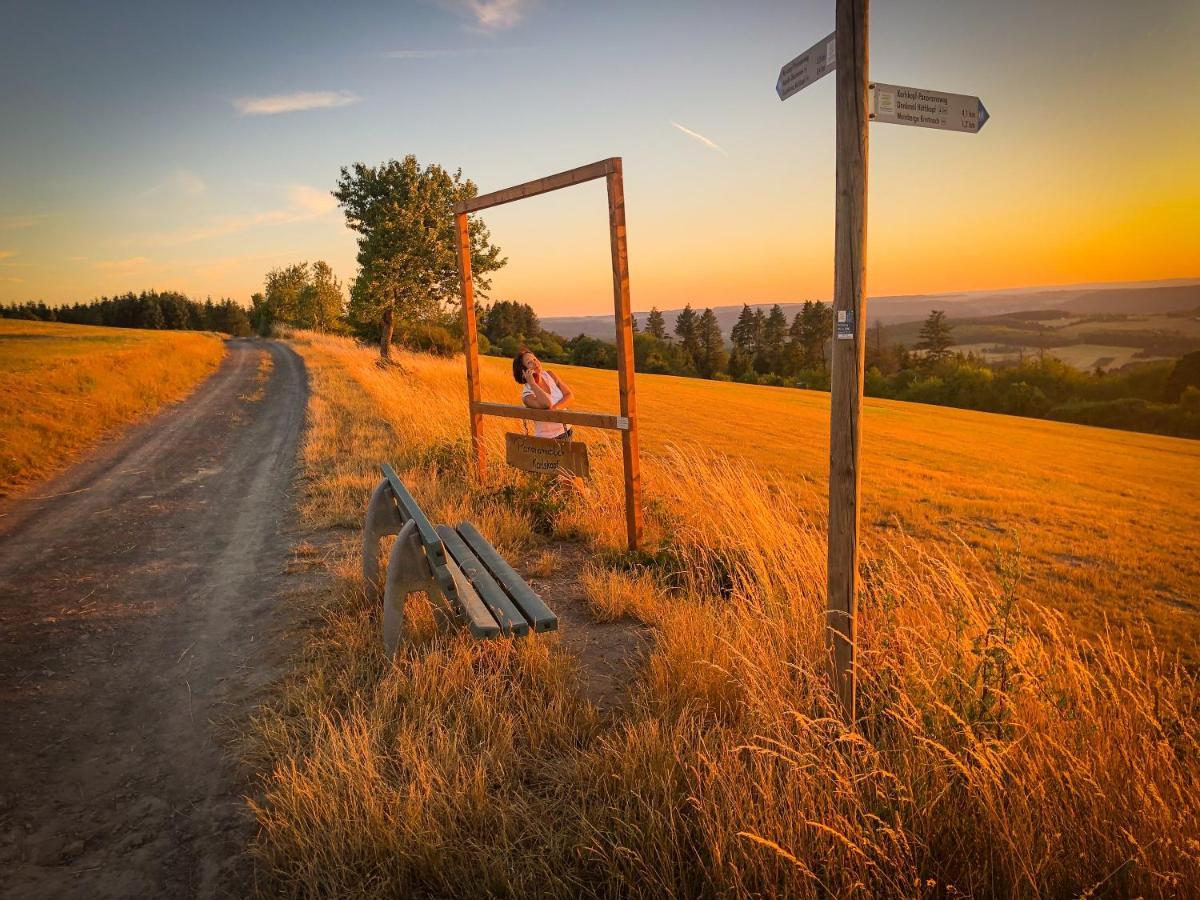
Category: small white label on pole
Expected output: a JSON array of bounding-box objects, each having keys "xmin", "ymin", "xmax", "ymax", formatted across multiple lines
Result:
[
  {"xmin": 776, "ymin": 30, "xmax": 836, "ymax": 101},
  {"xmin": 869, "ymin": 82, "xmax": 989, "ymax": 133},
  {"xmin": 616, "ymin": 416, "xmax": 630, "ymax": 430},
  {"xmin": 836, "ymin": 309, "xmax": 855, "ymax": 340}
]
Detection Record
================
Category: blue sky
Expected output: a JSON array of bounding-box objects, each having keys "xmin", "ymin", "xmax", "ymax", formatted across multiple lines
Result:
[{"xmin": 1, "ymin": 0, "xmax": 1197, "ymax": 315}]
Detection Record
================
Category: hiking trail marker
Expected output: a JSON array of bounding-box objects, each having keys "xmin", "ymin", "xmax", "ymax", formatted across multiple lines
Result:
[
  {"xmin": 776, "ymin": 30, "xmax": 837, "ymax": 100},
  {"xmin": 452, "ymin": 157, "xmax": 643, "ymax": 552},
  {"xmin": 778, "ymin": 1, "xmax": 990, "ymax": 721},
  {"xmin": 870, "ymin": 82, "xmax": 989, "ymax": 133}
]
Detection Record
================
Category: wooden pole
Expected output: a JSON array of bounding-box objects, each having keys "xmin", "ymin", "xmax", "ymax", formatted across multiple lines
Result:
[
  {"xmin": 828, "ymin": 0, "xmax": 869, "ymax": 721},
  {"xmin": 456, "ymin": 212, "xmax": 485, "ymax": 480},
  {"xmin": 606, "ymin": 160, "xmax": 643, "ymax": 552}
]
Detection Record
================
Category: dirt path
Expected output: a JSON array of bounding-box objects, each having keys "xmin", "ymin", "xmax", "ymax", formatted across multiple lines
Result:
[{"xmin": 0, "ymin": 338, "xmax": 306, "ymax": 899}]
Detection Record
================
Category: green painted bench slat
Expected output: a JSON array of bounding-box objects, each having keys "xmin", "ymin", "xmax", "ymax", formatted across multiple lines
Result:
[
  {"xmin": 380, "ymin": 464, "xmax": 447, "ymax": 569},
  {"xmin": 456, "ymin": 522, "xmax": 558, "ymax": 632},
  {"xmin": 441, "ymin": 554, "xmax": 502, "ymax": 639},
  {"xmin": 436, "ymin": 525, "xmax": 530, "ymax": 637}
]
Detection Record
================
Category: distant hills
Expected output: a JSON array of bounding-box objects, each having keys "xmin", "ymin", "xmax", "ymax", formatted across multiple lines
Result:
[{"xmin": 540, "ymin": 281, "xmax": 1200, "ymax": 342}]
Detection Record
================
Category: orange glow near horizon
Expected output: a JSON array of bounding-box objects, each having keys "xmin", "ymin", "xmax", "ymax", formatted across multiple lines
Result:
[{"xmin": 1, "ymin": 2, "xmax": 1197, "ymax": 315}]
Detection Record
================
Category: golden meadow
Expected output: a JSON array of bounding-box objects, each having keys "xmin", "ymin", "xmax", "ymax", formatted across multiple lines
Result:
[
  {"xmin": 0, "ymin": 319, "xmax": 224, "ymax": 496},
  {"xmin": 247, "ymin": 331, "xmax": 1198, "ymax": 897}
]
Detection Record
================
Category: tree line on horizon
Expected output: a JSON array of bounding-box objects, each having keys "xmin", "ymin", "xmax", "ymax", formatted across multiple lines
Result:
[
  {"xmin": 476, "ymin": 298, "xmax": 837, "ymax": 386},
  {"xmin": 1, "ymin": 291, "xmax": 252, "ymax": 336}
]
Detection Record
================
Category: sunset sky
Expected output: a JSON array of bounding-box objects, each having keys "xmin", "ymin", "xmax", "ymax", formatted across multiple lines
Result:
[{"xmin": 1, "ymin": 0, "xmax": 1197, "ymax": 317}]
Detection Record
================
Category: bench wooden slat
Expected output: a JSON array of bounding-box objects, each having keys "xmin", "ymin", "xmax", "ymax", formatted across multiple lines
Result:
[
  {"xmin": 456, "ymin": 522, "xmax": 558, "ymax": 632},
  {"xmin": 380, "ymin": 464, "xmax": 448, "ymax": 569},
  {"xmin": 442, "ymin": 555, "xmax": 501, "ymax": 639},
  {"xmin": 436, "ymin": 525, "xmax": 531, "ymax": 637}
]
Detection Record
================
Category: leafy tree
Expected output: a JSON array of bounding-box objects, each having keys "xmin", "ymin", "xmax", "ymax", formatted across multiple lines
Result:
[
  {"xmin": 674, "ymin": 303, "xmax": 701, "ymax": 372},
  {"xmin": 729, "ymin": 304, "xmax": 756, "ymax": 356},
  {"xmin": 729, "ymin": 304, "xmax": 758, "ymax": 377},
  {"xmin": 696, "ymin": 307, "xmax": 728, "ymax": 378},
  {"xmin": 750, "ymin": 308, "xmax": 767, "ymax": 372},
  {"xmin": 1165, "ymin": 350, "xmax": 1200, "ymax": 402},
  {"xmin": 334, "ymin": 155, "xmax": 505, "ymax": 359},
  {"xmin": 298, "ymin": 261, "xmax": 346, "ymax": 331},
  {"xmin": 565, "ymin": 334, "xmax": 617, "ymax": 369},
  {"xmin": 481, "ymin": 300, "xmax": 540, "ymax": 344},
  {"xmin": 645, "ymin": 306, "xmax": 667, "ymax": 340},
  {"xmin": 211, "ymin": 298, "xmax": 252, "ymax": 337},
  {"xmin": 263, "ymin": 263, "xmax": 309, "ymax": 327},
  {"xmin": 800, "ymin": 301, "xmax": 834, "ymax": 372},
  {"xmin": 634, "ymin": 331, "xmax": 687, "ymax": 374},
  {"xmin": 916, "ymin": 309, "xmax": 955, "ymax": 364},
  {"xmin": 757, "ymin": 304, "xmax": 788, "ymax": 374},
  {"xmin": 249, "ymin": 292, "xmax": 270, "ymax": 336}
]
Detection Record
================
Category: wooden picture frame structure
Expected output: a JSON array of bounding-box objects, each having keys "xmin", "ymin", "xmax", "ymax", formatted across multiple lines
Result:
[{"xmin": 452, "ymin": 157, "xmax": 643, "ymax": 551}]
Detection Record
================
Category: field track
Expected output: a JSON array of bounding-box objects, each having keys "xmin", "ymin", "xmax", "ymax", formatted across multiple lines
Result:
[{"xmin": 0, "ymin": 339, "xmax": 305, "ymax": 898}]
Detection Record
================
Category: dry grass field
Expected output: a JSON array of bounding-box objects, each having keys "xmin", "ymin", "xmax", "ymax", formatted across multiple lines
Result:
[
  {"xmin": 0, "ymin": 319, "xmax": 224, "ymax": 496},
  {"xmin": 246, "ymin": 332, "xmax": 1198, "ymax": 898},
  {"xmin": 478, "ymin": 354, "xmax": 1200, "ymax": 658}
]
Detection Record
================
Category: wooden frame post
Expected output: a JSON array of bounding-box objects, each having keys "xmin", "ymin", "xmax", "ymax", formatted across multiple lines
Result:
[
  {"xmin": 455, "ymin": 212, "xmax": 486, "ymax": 480},
  {"xmin": 606, "ymin": 160, "xmax": 644, "ymax": 552},
  {"xmin": 453, "ymin": 157, "xmax": 642, "ymax": 551},
  {"xmin": 827, "ymin": 0, "xmax": 869, "ymax": 721}
]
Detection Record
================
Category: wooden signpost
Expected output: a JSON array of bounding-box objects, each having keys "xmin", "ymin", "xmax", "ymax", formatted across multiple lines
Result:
[
  {"xmin": 778, "ymin": 0, "xmax": 989, "ymax": 720},
  {"xmin": 452, "ymin": 157, "xmax": 643, "ymax": 551},
  {"xmin": 505, "ymin": 433, "xmax": 590, "ymax": 478}
]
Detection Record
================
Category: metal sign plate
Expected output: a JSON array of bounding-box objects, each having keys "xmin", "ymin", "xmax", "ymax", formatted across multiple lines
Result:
[
  {"xmin": 869, "ymin": 82, "xmax": 989, "ymax": 133},
  {"xmin": 776, "ymin": 31, "xmax": 837, "ymax": 101}
]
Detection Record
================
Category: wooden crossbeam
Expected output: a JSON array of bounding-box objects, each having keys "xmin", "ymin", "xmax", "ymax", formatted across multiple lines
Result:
[
  {"xmin": 471, "ymin": 400, "xmax": 628, "ymax": 431},
  {"xmin": 453, "ymin": 158, "xmax": 618, "ymax": 214}
]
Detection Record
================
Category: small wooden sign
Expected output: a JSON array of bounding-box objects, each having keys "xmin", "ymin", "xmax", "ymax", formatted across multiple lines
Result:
[{"xmin": 505, "ymin": 433, "xmax": 590, "ymax": 478}]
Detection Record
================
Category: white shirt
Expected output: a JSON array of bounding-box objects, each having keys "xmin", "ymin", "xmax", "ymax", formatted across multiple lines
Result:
[{"xmin": 521, "ymin": 372, "xmax": 567, "ymax": 438}]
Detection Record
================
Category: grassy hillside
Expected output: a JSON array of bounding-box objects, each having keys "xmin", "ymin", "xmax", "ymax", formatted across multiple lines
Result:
[
  {"xmin": 883, "ymin": 310, "xmax": 1200, "ymax": 370},
  {"xmin": 0, "ymin": 319, "xmax": 225, "ymax": 496},
  {"xmin": 246, "ymin": 332, "xmax": 1197, "ymax": 897},
  {"xmin": 479, "ymin": 355, "xmax": 1200, "ymax": 657}
]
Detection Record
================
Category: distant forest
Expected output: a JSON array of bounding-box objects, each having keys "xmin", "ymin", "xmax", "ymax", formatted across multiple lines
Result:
[
  {"xmin": 4, "ymin": 288, "xmax": 1199, "ymax": 439},
  {"xmin": 2, "ymin": 291, "xmax": 252, "ymax": 336},
  {"xmin": 471, "ymin": 299, "xmax": 1200, "ymax": 440}
]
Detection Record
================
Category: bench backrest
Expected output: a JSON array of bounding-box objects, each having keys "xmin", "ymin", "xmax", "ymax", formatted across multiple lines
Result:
[
  {"xmin": 380, "ymin": 463, "xmax": 456, "ymax": 600},
  {"xmin": 378, "ymin": 463, "xmax": 556, "ymax": 637}
]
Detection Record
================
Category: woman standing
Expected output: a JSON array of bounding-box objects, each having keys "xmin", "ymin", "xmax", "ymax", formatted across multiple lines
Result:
[{"xmin": 513, "ymin": 348, "xmax": 574, "ymax": 440}]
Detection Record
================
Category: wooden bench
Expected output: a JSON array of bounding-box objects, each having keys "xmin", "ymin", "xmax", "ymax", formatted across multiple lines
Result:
[{"xmin": 362, "ymin": 463, "xmax": 557, "ymax": 654}]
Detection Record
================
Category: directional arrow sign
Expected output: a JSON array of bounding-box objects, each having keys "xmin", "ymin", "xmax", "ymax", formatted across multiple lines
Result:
[
  {"xmin": 869, "ymin": 82, "xmax": 989, "ymax": 133},
  {"xmin": 776, "ymin": 30, "xmax": 836, "ymax": 101}
]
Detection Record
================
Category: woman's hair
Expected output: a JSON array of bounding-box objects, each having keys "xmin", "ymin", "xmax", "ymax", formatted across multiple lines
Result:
[{"xmin": 511, "ymin": 348, "xmax": 531, "ymax": 384}]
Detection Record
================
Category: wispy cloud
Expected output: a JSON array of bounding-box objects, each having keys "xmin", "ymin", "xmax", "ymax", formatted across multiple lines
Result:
[
  {"xmin": 164, "ymin": 168, "xmax": 206, "ymax": 197},
  {"xmin": 384, "ymin": 46, "xmax": 526, "ymax": 59},
  {"xmin": 438, "ymin": 0, "xmax": 530, "ymax": 31},
  {"xmin": 0, "ymin": 276, "xmax": 25, "ymax": 284},
  {"xmin": 671, "ymin": 121, "xmax": 728, "ymax": 156},
  {"xmin": 286, "ymin": 184, "xmax": 338, "ymax": 217},
  {"xmin": 0, "ymin": 250, "xmax": 14, "ymax": 261},
  {"xmin": 233, "ymin": 90, "xmax": 361, "ymax": 116},
  {"xmin": 141, "ymin": 184, "xmax": 337, "ymax": 246},
  {"xmin": 0, "ymin": 214, "xmax": 46, "ymax": 230},
  {"xmin": 143, "ymin": 167, "xmax": 206, "ymax": 198}
]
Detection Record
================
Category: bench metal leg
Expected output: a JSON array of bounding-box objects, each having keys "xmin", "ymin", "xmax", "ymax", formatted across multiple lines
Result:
[
  {"xmin": 363, "ymin": 477, "xmax": 405, "ymax": 595},
  {"xmin": 382, "ymin": 520, "xmax": 450, "ymax": 656}
]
